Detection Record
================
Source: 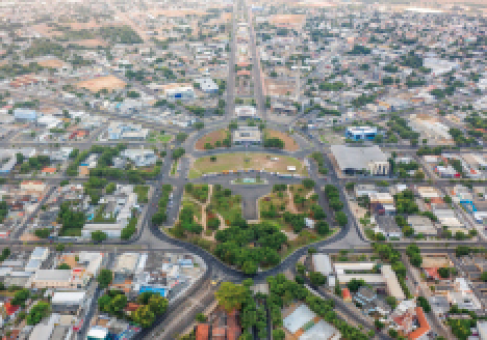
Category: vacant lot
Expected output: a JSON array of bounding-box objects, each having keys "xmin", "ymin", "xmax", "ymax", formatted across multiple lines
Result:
[
  {"xmin": 76, "ymin": 75, "xmax": 126, "ymax": 92},
  {"xmin": 264, "ymin": 78, "xmax": 296, "ymax": 96},
  {"xmin": 266, "ymin": 130, "xmax": 299, "ymax": 152},
  {"xmin": 269, "ymin": 14, "xmax": 306, "ymax": 26},
  {"xmin": 195, "ymin": 129, "xmax": 229, "ymax": 150},
  {"xmin": 73, "ymin": 39, "xmax": 108, "ymax": 48},
  {"xmin": 151, "ymin": 9, "xmax": 207, "ymax": 17},
  {"xmin": 190, "ymin": 153, "xmax": 306, "ymax": 178},
  {"xmin": 38, "ymin": 59, "xmax": 66, "ymax": 69}
]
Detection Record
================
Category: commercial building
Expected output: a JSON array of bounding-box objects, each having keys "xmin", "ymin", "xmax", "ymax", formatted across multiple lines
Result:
[
  {"xmin": 235, "ymin": 106, "xmax": 258, "ymax": 120},
  {"xmin": 13, "ymin": 108, "xmax": 37, "ymax": 122},
  {"xmin": 331, "ymin": 145, "xmax": 390, "ymax": 176},
  {"xmin": 232, "ymin": 126, "xmax": 262, "ymax": 146},
  {"xmin": 312, "ymin": 254, "xmax": 333, "ymax": 276},
  {"xmin": 121, "ymin": 149, "xmax": 157, "ymax": 167},
  {"xmin": 165, "ymin": 86, "xmax": 195, "ymax": 101},
  {"xmin": 81, "ymin": 224, "xmax": 124, "ymax": 239},
  {"xmin": 345, "ymin": 126, "xmax": 378, "ymax": 141},
  {"xmin": 283, "ymin": 303, "xmax": 341, "ymax": 340},
  {"xmin": 107, "ymin": 122, "xmax": 149, "ymax": 141},
  {"xmin": 196, "ymin": 77, "xmax": 219, "ymax": 94}
]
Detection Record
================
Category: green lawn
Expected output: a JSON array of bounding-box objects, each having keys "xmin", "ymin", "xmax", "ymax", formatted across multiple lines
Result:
[
  {"xmin": 134, "ymin": 185, "xmax": 150, "ymax": 203},
  {"xmin": 171, "ymin": 160, "xmax": 179, "ymax": 176},
  {"xmin": 148, "ymin": 132, "xmax": 173, "ymax": 143},
  {"xmin": 59, "ymin": 228, "xmax": 82, "ymax": 237}
]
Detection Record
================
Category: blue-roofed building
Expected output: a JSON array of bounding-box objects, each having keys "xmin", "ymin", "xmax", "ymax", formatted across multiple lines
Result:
[
  {"xmin": 345, "ymin": 126, "xmax": 378, "ymax": 141},
  {"xmin": 139, "ymin": 285, "xmax": 168, "ymax": 297},
  {"xmin": 13, "ymin": 108, "xmax": 37, "ymax": 122}
]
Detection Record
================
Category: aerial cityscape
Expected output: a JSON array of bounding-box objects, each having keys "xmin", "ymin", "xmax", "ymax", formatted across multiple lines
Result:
[{"xmin": 0, "ymin": 0, "xmax": 486, "ymax": 339}]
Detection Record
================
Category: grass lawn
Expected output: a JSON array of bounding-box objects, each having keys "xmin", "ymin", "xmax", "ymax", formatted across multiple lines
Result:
[
  {"xmin": 182, "ymin": 199, "xmax": 202, "ymax": 223},
  {"xmin": 171, "ymin": 160, "xmax": 179, "ymax": 176},
  {"xmin": 148, "ymin": 132, "xmax": 172, "ymax": 143},
  {"xmin": 59, "ymin": 228, "xmax": 82, "ymax": 237},
  {"xmin": 281, "ymin": 229, "xmax": 338, "ymax": 258},
  {"xmin": 134, "ymin": 185, "xmax": 149, "ymax": 203},
  {"xmin": 190, "ymin": 153, "xmax": 307, "ymax": 178}
]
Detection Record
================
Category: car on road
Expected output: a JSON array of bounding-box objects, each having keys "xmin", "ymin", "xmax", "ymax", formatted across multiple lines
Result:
[{"xmin": 211, "ymin": 276, "xmax": 222, "ymax": 286}]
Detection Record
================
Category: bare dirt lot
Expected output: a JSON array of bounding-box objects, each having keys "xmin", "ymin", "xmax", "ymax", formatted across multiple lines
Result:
[
  {"xmin": 32, "ymin": 24, "xmax": 64, "ymax": 38},
  {"xmin": 73, "ymin": 39, "xmax": 108, "ymax": 48},
  {"xmin": 264, "ymin": 78, "xmax": 296, "ymax": 96},
  {"xmin": 269, "ymin": 14, "xmax": 306, "ymax": 26},
  {"xmin": 38, "ymin": 59, "xmax": 66, "ymax": 69},
  {"xmin": 195, "ymin": 129, "xmax": 229, "ymax": 151},
  {"xmin": 151, "ymin": 9, "xmax": 207, "ymax": 17},
  {"xmin": 75, "ymin": 75, "xmax": 126, "ymax": 93},
  {"xmin": 266, "ymin": 130, "xmax": 299, "ymax": 152}
]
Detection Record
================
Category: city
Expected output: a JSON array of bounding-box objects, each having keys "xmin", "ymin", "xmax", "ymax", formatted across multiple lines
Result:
[{"xmin": 0, "ymin": 0, "xmax": 486, "ymax": 339}]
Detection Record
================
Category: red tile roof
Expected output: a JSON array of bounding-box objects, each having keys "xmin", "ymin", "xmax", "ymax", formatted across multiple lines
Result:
[
  {"xmin": 342, "ymin": 288, "xmax": 352, "ymax": 301},
  {"xmin": 4, "ymin": 301, "xmax": 20, "ymax": 316},
  {"xmin": 408, "ymin": 307, "xmax": 431, "ymax": 340},
  {"xmin": 195, "ymin": 324, "xmax": 209, "ymax": 340},
  {"xmin": 423, "ymin": 267, "xmax": 441, "ymax": 280}
]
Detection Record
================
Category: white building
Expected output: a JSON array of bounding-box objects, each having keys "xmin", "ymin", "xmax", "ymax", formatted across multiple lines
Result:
[{"xmin": 121, "ymin": 149, "xmax": 157, "ymax": 167}]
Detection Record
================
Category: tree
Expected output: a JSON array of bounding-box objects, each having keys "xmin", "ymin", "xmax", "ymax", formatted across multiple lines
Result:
[
  {"xmin": 481, "ymin": 271, "xmax": 487, "ymax": 282},
  {"xmin": 386, "ymin": 296, "xmax": 397, "ymax": 308},
  {"xmin": 335, "ymin": 211, "xmax": 348, "ymax": 226},
  {"xmin": 196, "ymin": 313, "xmax": 207, "ymax": 322},
  {"xmin": 309, "ymin": 272, "xmax": 327, "ymax": 286},
  {"xmin": 410, "ymin": 253, "xmax": 423, "ymax": 267},
  {"xmin": 97, "ymin": 269, "xmax": 113, "ymax": 289},
  {"xmin": 438, "ymin": 267, "xmax": 451, "ymax": 279},
  {"xmin": 302, "ymin": 178, "xmax": 315, "ymax": 189},
  {"xmin": 215, "ymin": 282, "xmax": 249, "ymax": 312},
  {"xmin": 91, "ymin": 230, "xmax": 107, "ymax": 243},
  {"xmin": 443, "ymin": 195, "xmax": 452, "ymax": 204},
  {"xmin": 417, "ymin": 296, "xmax": 431, "ymax": 313},
  {"xmin": 272, "ymin": 329, "xmax": 286, "ymax": 340},
  {"xmin": 98, "ymin": 294, "xmax": 112, "ymax": 312},
  {"xmin": 148, "ymin": 294, "xmax": 168, "ymax": 315},
  {"xmin": 11, "ymin": 289, "xmax": 30, "ymax": 306},
  {"xmin": 345, "ymin": 182, "xmax": 355, "ymax": 191},
  {"xmin": 133, "ymin": 305, "xmax": 155, "ymax": 328},
  {"xmin": 55, "ymin": 244, "xmax": 65, "ymax": 252},
  {"xmin": 34, "ymin": 228, "xmax": 50, "ymax": 238},
  {"xmin": 105, "ymin": 182, "xmax": 116, "ymax": 194},
  {"xmin": 176, "ymin": 132, "xmax": 188, "ymax": 142},
  {"xmin": 346, "ymin": 279, "xmax": 366, "ymax": 293},
  {"xmin": 152, "ymin": 211, "xmax": 166, "ymax": 226},
  {"xmin": 109, "ymin": 294, "xmax": 127, "ymax": 314},
  {"xmin": 26, "ymin": 301, "xmax": 50, "ymax": 325},
  {"xmin": 57, "ymin": 263, "xmax": 71, "ymax": 270},
  {"xmin": 194, "ymin": 122, "xmax": 204, "ymax": 130},
  {"xmin": 315, "ymin": 221, "xmax": 330, "ymax": 235}
]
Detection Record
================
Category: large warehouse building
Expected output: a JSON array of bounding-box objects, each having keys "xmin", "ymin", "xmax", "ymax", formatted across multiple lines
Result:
[{"xmin": 331, "ymin": 145, "xmax": 390, "ymax": 176}]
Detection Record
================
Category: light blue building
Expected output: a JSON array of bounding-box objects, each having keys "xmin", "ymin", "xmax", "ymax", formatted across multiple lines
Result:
[
  {"xmin": 13, "ymin": 108, "xmax": 37, "ymax": 122},
  {"xmin": 139, "ymin": 285, "xmax": 167, "ymax": 297},
  {"xmin": 345, "ymin": 126, "xmax": 378, "ymax": 141}
]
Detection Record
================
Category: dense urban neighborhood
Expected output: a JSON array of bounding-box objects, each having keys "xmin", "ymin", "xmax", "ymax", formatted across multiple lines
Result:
[{"xmin": 0, "ymin": 0, "xmax": 487, "ymax": 339}]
